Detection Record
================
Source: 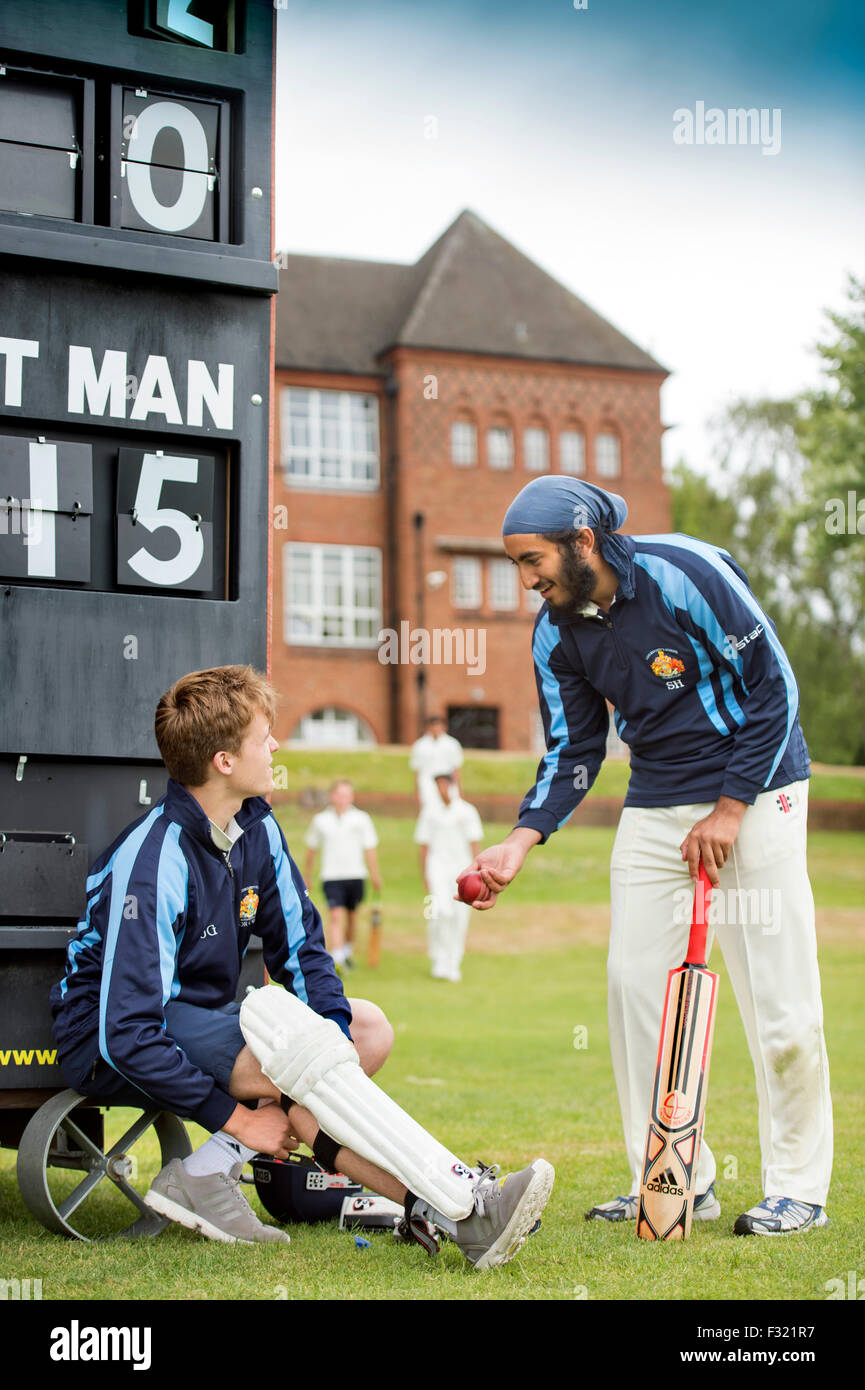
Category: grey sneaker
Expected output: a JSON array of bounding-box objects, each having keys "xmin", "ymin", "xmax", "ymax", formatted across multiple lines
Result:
[
  {"xmin": 144, "ymin": 1158, "xmax": 290, "ymax": 1245},
  {"xmin": 453, "ymin": 1159, "xmax": 554, "ymax": 1270}
]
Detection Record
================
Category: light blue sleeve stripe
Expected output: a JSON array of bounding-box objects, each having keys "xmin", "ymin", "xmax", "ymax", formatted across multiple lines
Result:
[
  {"xmin": 529, "ymin": 614, "xmax": 568, "ymax": 812},
  {"xmin": 98, "ymin": 805, "xmax": 165, "ymax": 1071},
  {"xmin": 264, "ymin": 817, "xmax": 309, "ymax": 1005},
  {"xmin": 684, "ymin": 630, "xmax": 734, "ymax": 737},
  {"xmin": 718, "ymin": 667, "xmax": 746, "ymax": 727},
  {"xmin": 637, "ymin": 537, "xmax": 798, "ymax": 782},
  {"xmin": 155, "ymin": 823, "xmax": 189, "ymax": 1005},
  {"xmin": 59, "ymin": 889, "xmax": 104, "ymax": 999},
  {"xmin": 635, "ymin": 552, "xmax": 749, "ymax": 736},
  {"xmin": 85, "ymin": 859, "xmax": 115, "ymax": 895}
]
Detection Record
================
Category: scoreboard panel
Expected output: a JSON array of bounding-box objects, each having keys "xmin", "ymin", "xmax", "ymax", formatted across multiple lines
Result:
[{"xmin": 0, "ymin": 0, "xmax": 276, "ymax": 1079}]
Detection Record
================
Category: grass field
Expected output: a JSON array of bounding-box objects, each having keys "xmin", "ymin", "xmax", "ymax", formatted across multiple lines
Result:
[
  {"xmin": 272, "ymin": 746, "xmax": 865, "ymax": 803},
  {"xmin": 0, "ymin": 813, "xmax": 860, "ymax": 1304}
]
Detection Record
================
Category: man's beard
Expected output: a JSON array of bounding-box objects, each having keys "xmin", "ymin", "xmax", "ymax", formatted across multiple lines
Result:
[{"xmin": 545, "ymin": 543, "xmax": 597, "ymax": 615}]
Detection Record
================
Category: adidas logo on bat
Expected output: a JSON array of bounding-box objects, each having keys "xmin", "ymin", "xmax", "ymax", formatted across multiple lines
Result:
[{"xmin": 646, "ymin": 1168, "xmax": 684, "ymax": 1197}]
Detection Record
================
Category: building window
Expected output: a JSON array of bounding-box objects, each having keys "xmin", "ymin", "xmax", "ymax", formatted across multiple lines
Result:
[
  {"xmin": 451, "ymin": 419, "xmax": 477, "ymax": 467},
  {"xmin": 281, "ymin": 388, "xmax": 379, "ymax": 490},
  {"xmin": 288, "ymin": 707, "xmax": 376, "ymax": 748},
  {"xmin": 448, "ymin": 705, "xmax": 500, "ymax": 750},
  {"xmin": 524, "ymin": 426, "xmax": 549, "ymax": 473},
  {"xmin": 488, "ymin": 558, "xmax": 519, "ymax": 611},
  {"xmin": 487, "ymin": 426, "xmax": 514, "ymax": 470},
  {"xmin": 452, "ymin": 556, "xmax": 482, "ymax": 609},
  {"xmin": 596, "ymin": 432, "xmax": 622, "ymax": 479},
  {"xmin": 284, "ymin": 544, "xmax": 381, "ymax": 647},
  {"xmin": 560, "ymin": 429, "xmax": 586, "ymax": 476}
]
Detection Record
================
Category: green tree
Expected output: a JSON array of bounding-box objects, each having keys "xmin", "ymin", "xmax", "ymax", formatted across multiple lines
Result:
[
  {"xmin": 797, "ymin": 275, "xmax": 865, "ymax": 642},
  {"xmin": 668, "ymin": 277, "xmax": 865, "ymax": 763},
  {"xmin": 667, "ymin": 457, "xmax": 738, "ymax": 554}
]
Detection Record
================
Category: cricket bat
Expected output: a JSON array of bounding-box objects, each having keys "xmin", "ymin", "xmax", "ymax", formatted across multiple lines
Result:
[
  {"xmin": 367, "ymin": 900, "xmax": 383, "ymax": 968},
  {"xmin": 636, "ymin": 862, "xmax": 718, "ymax": 1241}
]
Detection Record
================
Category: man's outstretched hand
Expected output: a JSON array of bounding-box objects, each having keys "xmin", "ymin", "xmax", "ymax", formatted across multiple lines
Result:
[
  {"xmin": 680, "ymin": 796, "xmax": 748, "ymax": 886},
  {"xmin": 455, "ymin": 827, "xmax": 542, "ymax": 911}
]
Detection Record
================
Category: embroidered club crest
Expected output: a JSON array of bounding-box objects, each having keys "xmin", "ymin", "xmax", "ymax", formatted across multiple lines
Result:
[
  {"xmin": 648, "ymin": 649, "xmax": 686, "ymax": 680},
  {"xmin": 239, "ymin": 886, "xmax": 260, "ymax": 925}
]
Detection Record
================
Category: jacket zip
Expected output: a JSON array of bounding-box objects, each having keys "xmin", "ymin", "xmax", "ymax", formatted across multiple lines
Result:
[{"xmin": 602, "ymin": 611, "xmax": 628, "ymax": 670}]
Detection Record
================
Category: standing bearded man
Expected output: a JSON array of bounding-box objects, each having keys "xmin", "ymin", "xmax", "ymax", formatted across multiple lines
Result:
[{"xmin": 463, "ymin": 476, "xmax": 832, "ymax": 1238}]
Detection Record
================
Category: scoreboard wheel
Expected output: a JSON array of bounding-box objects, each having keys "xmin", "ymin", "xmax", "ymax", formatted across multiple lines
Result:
[{"xmin": 16, "ymin": 1088, "xmax": 191, "ymax": 1241}]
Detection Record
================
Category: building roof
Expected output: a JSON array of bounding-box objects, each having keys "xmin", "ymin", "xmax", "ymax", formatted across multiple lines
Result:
[{"xmin": 275, "ymin": 209, "xmax": 665, "ymax": 376}]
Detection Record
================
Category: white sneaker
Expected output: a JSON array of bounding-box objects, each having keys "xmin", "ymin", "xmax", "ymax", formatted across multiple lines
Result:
[
  {"xmin": 585, "ymin": 1184, "xmax": 720, "ymax": 1222},
  {"xmin": 734, "ymin": 1196, "xmax": 828, "ymax": 1236},
  {"xmin": 584, "ymin": 1194, "xmax": 638, "ymax": 1222}
]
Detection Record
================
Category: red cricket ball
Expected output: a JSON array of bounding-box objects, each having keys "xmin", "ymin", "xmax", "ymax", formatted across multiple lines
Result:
[{"xmin": 457, "ymin": 871, "xmax": 485, "ymax": 905}]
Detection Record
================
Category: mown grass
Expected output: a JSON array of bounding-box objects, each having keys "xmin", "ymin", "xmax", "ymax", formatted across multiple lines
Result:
[
  {"xmin": 0, "ymin": 818, "xmax": 860, "ymax": 1303},
  {"xmin": 272, "ymin": 747, "xmax": 865, "ymax": 803}
]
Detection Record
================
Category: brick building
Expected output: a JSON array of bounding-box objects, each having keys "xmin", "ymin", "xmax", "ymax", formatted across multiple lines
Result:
[{"xmin": 272, "ymin": 210, "xmax": 670, "ymax": 752}]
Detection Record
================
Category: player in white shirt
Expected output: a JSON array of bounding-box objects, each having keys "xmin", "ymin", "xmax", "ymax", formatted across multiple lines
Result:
[
  {"xmin": 415, "ymin": 771, "xmax": 483, "ymax": 981},
  {"xmin": 409, "ymin": 715, "xmax": 464, "ymax": 810},
  {"xmin": 304, "ymin": 780, "xmax": 381, "ymax": 969}
]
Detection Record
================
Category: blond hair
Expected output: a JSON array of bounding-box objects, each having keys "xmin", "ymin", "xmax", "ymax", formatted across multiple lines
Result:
[{"xmin": 155, "ymin": 666, "xmax": 277, "ymax": 786}]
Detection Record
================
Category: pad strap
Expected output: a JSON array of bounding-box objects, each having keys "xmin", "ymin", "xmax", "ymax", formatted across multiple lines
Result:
[{"xmin": 312, "ymin": 1129, "xmax": 342, "ymax": 1173}]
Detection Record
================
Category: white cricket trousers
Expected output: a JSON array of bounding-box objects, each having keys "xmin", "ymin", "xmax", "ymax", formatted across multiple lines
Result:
[
  {"xmin": 426, "ymin": 870, "xmax": 471, "ymax": 976},
  {"xmin": 608, "ymin": 780, "xmax": 833, "ymax": 1206}
]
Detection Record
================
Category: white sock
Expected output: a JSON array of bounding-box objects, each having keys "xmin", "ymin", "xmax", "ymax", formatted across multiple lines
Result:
[
  {"xmin": 332, "ymin": 945, "xmax": 346, "ymax": 965},
  {"xmin": 183, "ymin": 1131, "xmax": 258, "ymax": 1177}
]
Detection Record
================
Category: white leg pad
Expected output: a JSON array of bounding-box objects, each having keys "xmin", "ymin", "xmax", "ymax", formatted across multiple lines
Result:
[{"xmin": 239, "ymin": 987, "xmax": 476, "ymax": 1220}]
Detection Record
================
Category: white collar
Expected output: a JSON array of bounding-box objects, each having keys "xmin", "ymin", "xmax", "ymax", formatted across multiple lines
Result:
[{"xmin": 209, "ymin": 816, "xmax": 244, "ymax": 852}]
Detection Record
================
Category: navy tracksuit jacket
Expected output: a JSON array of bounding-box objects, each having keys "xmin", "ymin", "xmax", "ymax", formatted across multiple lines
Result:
[
  {"xmin": 517, "ymin": 533, "xmax": 810, "ymax": 843},
  {"xmin": 50, "ymin": 781, "xmax": 351, "ymax": 1132}
]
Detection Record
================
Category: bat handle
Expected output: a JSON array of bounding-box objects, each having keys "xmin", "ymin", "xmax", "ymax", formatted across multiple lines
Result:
[{"xmin": 685, "ymin": 862, "xmax": 713, "ymax": 966}]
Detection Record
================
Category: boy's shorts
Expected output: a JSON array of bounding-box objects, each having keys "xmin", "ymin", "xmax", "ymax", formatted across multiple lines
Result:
[
  {"xmin": 57, "ymin": 1000, "xmax": 245, "ymax": 1110},
  {"xmin": 322, "ymin": 878, "xmax": 366, "ymax": 911}
]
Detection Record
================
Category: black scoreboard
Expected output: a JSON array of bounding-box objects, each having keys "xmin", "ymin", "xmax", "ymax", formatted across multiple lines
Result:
[{"xmin": 0, "ymin": 0, "xmax": 276, "ymax": 1083}]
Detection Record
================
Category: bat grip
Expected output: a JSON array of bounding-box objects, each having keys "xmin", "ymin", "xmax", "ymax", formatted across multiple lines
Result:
[{"xmin": 685, "ymin": 863, "xmax": 713, "ymax": 965}]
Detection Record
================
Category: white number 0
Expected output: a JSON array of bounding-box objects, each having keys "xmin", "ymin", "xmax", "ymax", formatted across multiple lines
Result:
[{"xmin": 128, "ymin": 453, "xmax": 204, "ymax": 587}]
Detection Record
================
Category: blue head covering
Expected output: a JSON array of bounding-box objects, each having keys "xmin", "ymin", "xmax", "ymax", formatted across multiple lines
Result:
[{"xmin": 502, "ymin": 476, "xmax": 634, "ymax": 599}]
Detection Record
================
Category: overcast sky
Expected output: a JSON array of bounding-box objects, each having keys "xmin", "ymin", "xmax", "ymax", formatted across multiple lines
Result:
[{"xmin": 273, "ymin": 0, "xmax": 865, "ymax": 477}]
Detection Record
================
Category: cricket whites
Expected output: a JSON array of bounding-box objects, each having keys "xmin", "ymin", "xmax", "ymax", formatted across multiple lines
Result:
[{"xmin": 636, "ymin": 863, "xmax": 718, "ymax": 1241}]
